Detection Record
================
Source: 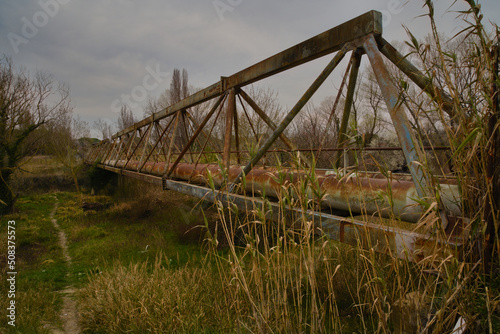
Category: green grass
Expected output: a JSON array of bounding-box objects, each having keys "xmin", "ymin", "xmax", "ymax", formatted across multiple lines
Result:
[
  {"xmin": 0, "ymin": 184, "xmax": 223, "ymax": 332},
  {"xmin": 0, "ymin": 194, "xmax": 64, "ymax": 333},
  {"xmin": 55, "ymin": 192, "xmax": 210, "ymax": 285}
]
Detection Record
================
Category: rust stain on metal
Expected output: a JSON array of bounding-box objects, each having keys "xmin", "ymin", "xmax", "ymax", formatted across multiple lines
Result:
[
  {"xmin": 339, "ymin": 222, "xmax": 345, "ymax": 243},
  {"xmin": 106, "ymin": 160, "xmax": 461, "ymax": 224}
]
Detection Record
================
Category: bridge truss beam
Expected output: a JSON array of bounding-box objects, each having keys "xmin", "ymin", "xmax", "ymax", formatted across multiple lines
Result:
[{"xmin": 87, "ymin": 10, "xmax": 468, "ymax": 262}]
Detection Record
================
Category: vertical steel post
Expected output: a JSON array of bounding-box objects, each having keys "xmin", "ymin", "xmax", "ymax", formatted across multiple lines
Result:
[
  {"xmin": 233, "ymin": 97, "xmax": 241, "ymax": 165},
  {"xmin": 335, "ymin": 49, "xmax": 362, "ymax": 169},
  {"xmin": 166, "ymin": 94, "xmax": 226, "ymax": 177},
  {"xmin": 223, "ymin": 88, "xmax": 236, "ymax": 169},
  {"xmin": 163, "ymin": 111, "xmax": 182, "ymax": 173}
]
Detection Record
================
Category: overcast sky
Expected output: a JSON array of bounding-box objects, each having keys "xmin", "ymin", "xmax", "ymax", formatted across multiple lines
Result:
[{"xmin": 1, "ymin": 0, "xmax": 499, "ymax": 137}]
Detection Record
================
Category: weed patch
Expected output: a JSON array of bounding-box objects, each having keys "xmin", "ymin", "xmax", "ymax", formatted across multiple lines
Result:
[{"xmin": 78, "ymin": 256, "xmax": 235, "ymax": 333}]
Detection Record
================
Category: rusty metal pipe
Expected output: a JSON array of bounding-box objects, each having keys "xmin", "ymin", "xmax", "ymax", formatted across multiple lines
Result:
[
  {"xmin": 149, "ymin": 146, "xmax": 451, "ymax": 155},
  {"xmin": 107, "ymin": 160, "xmax": 460, "ymax": 224},
  {"xmin": 97, "ymin": 163, "xmax": 464, "ymax": 262}
]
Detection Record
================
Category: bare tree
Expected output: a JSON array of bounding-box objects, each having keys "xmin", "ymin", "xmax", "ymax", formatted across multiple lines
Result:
[
  {"xmin": 139, "ymin": 70, "xmax": 196, "ymax": 160},
  {"xmin": 237, "ymin": 86, "xmax": 283, "ymax": 146},
  {"xmin": 93, "ymin": 118, "xmax": 113, "ymax": 140},
  {"xmin": 0, "ymin": 56, "xmax": 71, "ymax": 214},
  {"xmin": 170, "ymin": 69, "xmax": 181, "ymax": 105},
  {"xmin": 170, "ymin": 68, "xmax": 190, "ymax": 104},
  {"xmin": 143, "ymin": 95, "xmax": 158, "ymax": 118},
  {"xmin": 355, "ymin": 70, "xmax": 392, "ymax": 148},
  {"xmin": 46, "ymin": 115, "xmax": 89, "ymax": 192},
  {"xmin": 292, "ymin": 103, "xmax": 324, "ymax": 150},
  {"xmin": 143, "ymin": 70, "xmax": 191, "ymax": 119},
  {"xmin": 182, "ymin": 69, "xmax": 189, "ymax": 101},
  {"xmin": 167, "ymin": 69, "xmax": 191, "ymax": 148},
  {"xmin": 117, "ymin": 105, "xmax": 136, "ymax": 132}
]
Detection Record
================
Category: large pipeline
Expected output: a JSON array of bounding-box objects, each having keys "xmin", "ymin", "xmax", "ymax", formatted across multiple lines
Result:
[{"xmin": 106, "ymin": 160, "xmax": 461, "ymax": 223}]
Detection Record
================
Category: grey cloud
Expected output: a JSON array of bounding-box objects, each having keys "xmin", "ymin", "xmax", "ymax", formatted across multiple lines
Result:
[{"xmin": 0, "ymin": 0, "xmax": 499, "ymax": 131}]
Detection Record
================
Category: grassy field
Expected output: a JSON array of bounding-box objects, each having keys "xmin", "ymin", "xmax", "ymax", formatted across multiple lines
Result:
[
  {"xmin": 0, "ymin": 156, "xmax": 233, "ymax": 332},
  {"xmin": 1, "ymin": 153, "xmax": 500, "ymax": 333},
  {"xmin": 0, "ymin": 156, "xmax": 377, "ymax": 333},
  {"xmin": 1, "ymin": 190, "xmax": 498, "ymax": 333},
  {"xmin": 0, "ymin": 186, "xmax": 232, "ymax": 333},
  {"xmin": 0, "ymin": 187, "xmax": 370, "ymax": 333}
]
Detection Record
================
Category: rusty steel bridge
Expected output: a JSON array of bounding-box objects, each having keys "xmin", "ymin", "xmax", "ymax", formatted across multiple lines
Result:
[{"xmin": 86, "ymin": 11, "xmax": 466, "ymax": 262}]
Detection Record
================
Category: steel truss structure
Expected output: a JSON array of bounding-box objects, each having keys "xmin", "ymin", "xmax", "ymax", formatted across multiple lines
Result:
[{"xmin": 86, "ymin": 11, "xmax": 466, "ymax": 262}]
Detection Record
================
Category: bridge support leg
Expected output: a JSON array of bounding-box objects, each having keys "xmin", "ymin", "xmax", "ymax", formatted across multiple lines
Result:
[{"xmin": 363, "ymin": 34, "xmax": 448, "ymax": 229}]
